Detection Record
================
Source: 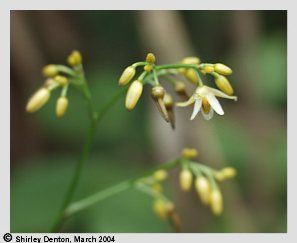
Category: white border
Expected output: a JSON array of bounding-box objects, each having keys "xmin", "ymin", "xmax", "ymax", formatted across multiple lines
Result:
[{"xmin": 2, "ymin": 1, "xmax": 295, "ymax": 242}]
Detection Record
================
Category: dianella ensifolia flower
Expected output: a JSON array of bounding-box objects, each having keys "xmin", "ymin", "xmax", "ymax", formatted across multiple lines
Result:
[{"xmin": 176, "ymin": 85, "xmax": 237, "ymax": 120}]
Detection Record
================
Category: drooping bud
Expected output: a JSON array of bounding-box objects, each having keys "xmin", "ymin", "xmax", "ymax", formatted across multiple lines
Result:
[
  {"xmin": 153, "ymin": 170, "xmax": 168, "ymax": 182},
  {"xmin": 146, "ymin": 53, "xmax": 156, "ymax": 64},
  {"xmin": 164, "ymin": 93, "xmax": 175, "ymax": 129},
  {"xmin": 181, "ymin": 148, "xmax": 198, "ymax": 159},
  {"xmin": 118, "ymin": 66, "xmax": 136, "ymax": 86},
  {"xmin": 144, "ymin": 64, "xmax": 153, "ymax": 72},
  {"xmin": 125, "ymin": 80, "xmax": 143, "ymax": 111},
  {"xmin": 56, "ymin": 97, "xmax": 69, "ymax": 118},
  {"xmin": 209, "ymin": 188, "xmax": 223, "ymax": 216},
  {"xmin": 174, "ymin": 82, "xmax": 189, "ymax": 100},
  {"xmin": 42, "ymin": 65, "xmax": 58, "ymax": 77},
  {"xmin": 54, "ymin": 75, "xmax": 68, "ymax": 86},
  {"xmin": 26, "ymin": 88, "xmax": 51, "ymax": 113},
  {"xmin": 214, "ymin": 75, "xmax": 234, "ymax": 95},
  {"xmin": 215, "ymin": 167, "xmax": 237, "ymax": 181},
  {"xmin": 214, "ymin": 63, "xmax": 232, "ymax": 75},
  {"xmin": 151, "ymin": 86, "xmax": 169, "ymax": 122},
  {"xmin": 67, "ymin": 50, "xmax": 82, "ymax": 66},
  {"xmin": 179, "ymin": 169, "xmax": 193, "ymax": 192},
  {"xmin": 153, "ymin": 199, "xmax": 168, "ymax": 220},
  {"xmin": 195, "ymin": 176, "xmax": 211, "ymax": 205}
]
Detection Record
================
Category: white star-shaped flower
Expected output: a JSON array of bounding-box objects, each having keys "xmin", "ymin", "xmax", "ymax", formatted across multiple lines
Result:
[{"xmin": 176, "ymin": 85, "xmax": 237, "ymax": 120}]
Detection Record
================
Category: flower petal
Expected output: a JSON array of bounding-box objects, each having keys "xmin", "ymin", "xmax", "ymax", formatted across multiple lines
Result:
[
  {"xmin": 190, "ymin": 99, "xmax": 202, "ymax": 120},
  {"xmin": 176, "ymin": 96, "xmax": 195, "ymax": 107},
  {"xmin": 205, "ymin": 94, "xmax": 224, "ymax": 115},
  {"xmin": 206, "ymin": 86, "xmax": 237, "ymax": 100},
  {"xmin": 202, "ymin": 107, "xmax": 214, "ymax": 120}
]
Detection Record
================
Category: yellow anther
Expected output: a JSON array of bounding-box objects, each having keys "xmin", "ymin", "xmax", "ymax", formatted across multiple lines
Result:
[
  {"xmin": 67, "ymin": 50, "xmax": 82, "ymax": 66},
  {"xmin": 163, "ymin": 93, "xmax": 174, "ymax": 108},
  {"xmin": 153, "ymin": 170, "xmax": 168, "ymax": 182},
  {"xmin": 146, "ymin": 53, "xmax": 156, "ymax": 64},
  {"xmin": 26, "ymin": 88, "xmax": 51, "ymax": 113},
  {"xmin": 118, "ymin": 66, "xmax": 136, "ymax": 86},
  {"xmin": 125, "ymin": 80, "xmax": 143, "ymax": 111},
  {"xmin": 56, "ymin": 97, "xmax": 69, "ymax": 118},
  {"xmin": 214, "ymin": 75, "xmax": 234, "ymax": 95},
  {"xmin": 181, "ymin": 148, "xmax": 198, "ymax": 159},
  {"xmin": 209, "ymin": 188, "xmax": 223, "ymax": 216},
  {"xmin": 54, "ymin": 75, "xmax": 68, "ymax": 86},
  {"xmin": 202, "ymin": 98, "xmax": 211, "ymax": 114},
  {"xmin": 214, "ymin": 63, "xmax": 232, "ymax": 75},
  {"xmin": 42, "ymin": 65, "xmax": 58, "ymax": 77},
  {"xmin": 195, "ymin": 176, "xmax": 211, "ymax": 205},
  {"xmin": 179, "ymin": 169, "xmax": 193, "ymax": 191}
]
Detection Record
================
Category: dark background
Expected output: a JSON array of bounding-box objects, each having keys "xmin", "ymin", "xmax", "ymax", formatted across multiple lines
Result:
[{"xmin": 11, "ymin": 10, "xmax": 287, "ymax": 232}]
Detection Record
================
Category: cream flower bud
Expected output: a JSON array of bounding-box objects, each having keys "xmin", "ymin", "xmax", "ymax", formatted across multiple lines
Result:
[
  {"xmin": 181, "ymin": 56, "xmax": 200, "ymax": 65},
  {"xmin": 125, "ymin": 80, "xmax": 143, "ymax": 111},
  {"xmin": 184, "ymin": 68, "xmax": 198, "ymax": 84},
  {"xmin": 118, "ymin": 66, "xmax": 136, "ymax": 86},
  {"xmin": 26, "ymin": 88, "xmax": 51, "ymax": 113},
  {"xmin": 146, "ymin": 53, "xmax": 156, "ymax": 64},
  {"xmin": 67, "ymin": 50, "xmax": 82, "ymax": 66},
  {"xmin": 195, "ymin": 176, "xmax": 211, "ymax": 205},
  {"xmin": 210, "ymin": 188, "xmax": 223, "ymax": 216},
  {"xmin": 179, "ymin": 169, "xmax": 193, "ymax": 191},
  {"xmin": 214, "ymin": 63, "xmax": 232, "ymax": 75},
  {"xmin": 42, "ymin": 65, "xmax": 58, "ymax": 77},
  {"xmin": 215, "ymin": 167, "xmax": 237, "ymax": 181},
  {"xmin": 56, "ymin": 97, "xmax": 69, "ymax": 118},
  {"xmin": 153, "ymin": 170, "xmax": 168, "ymax": 182},
  {"xmin": 214, "ymin": 75, "xmax": 234, "ymax": 95},
  {"xmin": 201, "ymin": 65, "xmax": 215, "ymax": 74},
  {"xmin": 153, "ymin": 199, "xmax": 168, "ymax": 220},
  {"xmin": 181, "ymin": 148, "xmax": 198, "ymax": 159}
]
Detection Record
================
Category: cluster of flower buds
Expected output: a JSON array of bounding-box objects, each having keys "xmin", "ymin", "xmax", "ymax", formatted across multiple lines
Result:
[
  {"xmin": 118, "ymin": 53, "xmax": 238, "ymax": 127},
  {"xmin": 178, "ymin": 148, "xmax": 236, "ymax": 216},
  {"xmin": 26, "ymin": 50, "xmax": 83, "ymax": 118}
]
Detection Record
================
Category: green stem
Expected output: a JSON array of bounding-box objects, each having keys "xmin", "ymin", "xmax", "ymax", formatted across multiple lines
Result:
[
  {"xmin": 51, "ymin": 119, "xmax": 97, "ymax": 232},
  {"xmin": 156, "ymin": 63, "xmax": 199, "ymax": 70},
  {"xmin": 50, "ymin": 86, "xmax": 126, "ymax": 232},
  {"xmin": 64, "ymin": 159, "xmax": 180, "ymax": 217}
]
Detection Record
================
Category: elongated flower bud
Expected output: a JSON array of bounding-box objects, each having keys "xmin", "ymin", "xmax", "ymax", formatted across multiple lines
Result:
[
  {"xmin": 214, "ymin": 63, "xmax": 232, "ymax": 75},
  {"xmin": 119, "ymin": 66, "xmax": 136, "ymax": 86},
  {"xmin": 195, "ymin": 176, "xmax": 211, "ymax": 205},
  {"xmin": 179, "ymin": 169, "xmax": 193, "ymax": 191},
  {"xmin": 42, "ymin": 65, "xmax": 58, "ymax": 77},
  {"xmin": 214, "ymin": 75, "xmax": 234, "ymax": 95},
  {"xmin": 153, "ymin": 199, "xmax": 168, "ymax": 220},
  {"xmin": 184, "ymin": 68, "xmax": 198, "ymax": 84},
  {"xmin": 210, "ymin": 188, "xmax": 223, "ymax": 216},
  {"xmin": 26, "ymin": 88, "xmax": 50, "ymax": 113},
  {"xmin": 125, "ymin": 80, "xmax": 143, "ymax": 111},
  {"xmin": 56, "ymin": 97, "xmax": 69, "ymax": 118},
  {"xmin": 67, "ymin": 50, "xmax": 82, "ymax": 66}
]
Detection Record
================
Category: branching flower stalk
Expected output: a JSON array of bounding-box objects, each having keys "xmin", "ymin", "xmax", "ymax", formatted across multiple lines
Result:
[{"xmin": 26, "ymin": 51, "xmax": 238, "ymax": 232}]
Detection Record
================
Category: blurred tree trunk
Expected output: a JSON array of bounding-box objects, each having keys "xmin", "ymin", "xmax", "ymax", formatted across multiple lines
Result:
[{"xmin": 136, "ymin": 10, "xmax": 255, "ymax": 232}]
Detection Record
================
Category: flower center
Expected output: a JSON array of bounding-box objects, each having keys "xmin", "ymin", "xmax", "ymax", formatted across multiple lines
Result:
[{"xmin": 202, "ymin": 98, "xmax": 211, "ymax": 114}]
